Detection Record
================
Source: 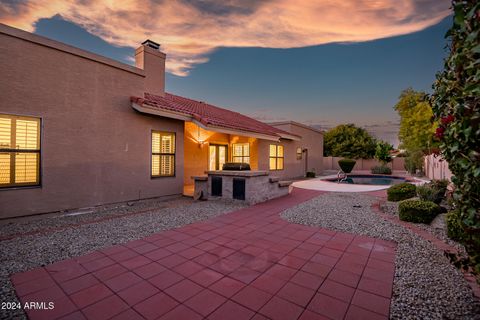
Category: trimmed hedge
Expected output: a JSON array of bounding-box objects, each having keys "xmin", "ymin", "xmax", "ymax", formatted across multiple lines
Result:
[
  {"xmin": 338, "ymin": 159, "xmax": 356, "ymax": 173},
  {"xmin": 399, "ymin": 199, "xmax": 440, "ymax": 224},
  {"xmin": 387, "ymin": 183, "xmax": 416, "ymax": 202},
  {"xmin": 371, "ymin": 165, "xmax": 392, "ymax": 175},
  {"xmin": 446, "ymin": 210, "xmax": 465, "ymax": 242},
  {"xmin": 416, "ymin": 182, "xmax": 447, "ymax": 204}
]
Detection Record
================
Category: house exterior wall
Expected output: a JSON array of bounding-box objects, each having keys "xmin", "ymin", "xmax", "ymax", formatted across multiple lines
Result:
[
  {"xmin": 258, "ymin": 123, "xmax": 324, "ymax": 179},
  {"xmin": 0, "ymin": 25, "xmax": 184, "ymax": 218}
]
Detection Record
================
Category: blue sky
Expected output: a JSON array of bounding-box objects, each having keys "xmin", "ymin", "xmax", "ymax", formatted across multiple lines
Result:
[{"xmin": 1, "ymin": 1, "xmax": 451, "ymax": 145}]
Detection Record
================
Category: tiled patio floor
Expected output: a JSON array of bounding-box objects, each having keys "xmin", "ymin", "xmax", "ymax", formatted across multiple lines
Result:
[{"xmin": 11, "ymin": 188, "xmax": 396, "ymax": 320}]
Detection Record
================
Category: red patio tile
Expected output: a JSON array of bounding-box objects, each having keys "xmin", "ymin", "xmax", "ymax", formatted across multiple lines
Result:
[
  {"xmin": 345, "ymin": 305, "xmax": 388, "ymax": 320},
  {"xmin": 133, "ymin": 292, "xmax": 178, "ymax": 320},
  {"xmin": 82, "ymin": 295, "xmax": 129, "ymax": 320},
  {"xmin": 317, "ymin": 247, "xmax": 344, "ymax": 258},
  {"xmin": 110, "ymin": 308, "xmax": 145, "ymax": 320},
  {"xmin": 48, "ymin": 261, "xmax": 89, "ymax": 283},
  {"xmin": 157, "ymin": 254, "xmax": 188, "ymax": 268},
  {"xmin": 143, "ymin": 248, "xmax": 172, "ymax": 261},
  {"xmin": 10, "ymin": 267, "xmax": 49, "ymax": 285},
  {"xmin": 298, "ymin": 310, "xmax": 330, "ymax": 320},
  {"xmin": 209, "ymin": 245, "xmax": 236, "ymax": 258},
  {"xmin": 190, "ymin": 268, "xmax": 223, "ymax": 287},
  {"xmin": 118, "ymin": 280, "xmax": 159, "ymax": 305},
  {"xmin": 109, "ymin": 249, "xmax": 138, "ymax": 262},
  {"xmin": 209, "ymin": 276, "xmax": 245, "ymax": 298},
  {"xmin": 366, "ymin": 258, "xmax": 395, "ymax": 273},
  {"xmin": 362, "ymin": 267, "xmax": 394, "ymax": 283},
  {"xmin": 209, "ymin": 258, "xmax": 242, "ymax": 274},
  {"xmin": 148, "ymin": 269, "xmax": 184, "ymax": 290},
  {"xmin": 351, "ymin": 290, "xmax": 390, "ymax": 316},
  {"xmin": 100, "ymin": 245, "xmax": 127, "ymax": 256},
  {"xmin": 310, "ymin": 254, "xmax": 339, "ymax": 267},
  {"xmin": 165, "ymin": 279, "xmax": 203, "ymax": 302},
  {"xmin": 207, "ymin": 300, "xmax": 254, "ymax": 320},
  {"xmin": 259, "ymin": 296, "xmax": 304, "ymax": 320},
  {"xmin": 251, "ymin": 273, "xmax": 287, "ymax": 294},
  {"xmin": 92, "ymin": 263, "xmax": 127, "ymax": 281},
  {"xmin": 277, "ymin": 282, "xmax": 315, "ymax": 307},
  {"xmin": 173, "ymin": 260, "xmax": 205, "ymax": 277},
  {"xmin": 57, "ymin": 311, "xmax": 87, "ymax": 320},
  {"xmin": 194, "ymin": 252, "xmax": 221, "ymax": 267},
  {"xmin": 15, "ymin": 275, "xmax": 57, "ymax": 297},
  {"xmin": 327, "ymin": 269, "xmax": 360, "ymax": 288},
  {"xmin": 289, "ymin": 248, "xmax": 316, "ymax": 260},
  {"xmin": 290, "ymin": 270, "xmax": 324, "ymax": 290},
  {"xmin": 59, "ymin": 274, "xmax": 99, "ymax": 295},
  {"xmin": 119, "ymin": 255, "xmax": 152, "ymax": 270},
  {"xmin": 301, "ymin": 261, "xmax": 332, "ymax": 278},
  {"xmin": 132, "ymin": 262, "xmax": 166, "ymax": 279},
  {"xmin": 265, "ymin": 264, "xmax": 297, "ymax": 281},
  {"xmin": 278, "ymin": 255, "xmax": 308, "ymax": 269},
  {"xmin": 229, "ymin": 265, "xmax": 262, "ymax": 284},
  {"xmin": 75, "ymin": 251, "xmax": 106, "ymax": 264},
  {"xmin": 318, "ymin": 279, "xmax": 355, "ymax": 302},
  {"xmin": 131, "ymin": 243, "xmax": 158, "ymax": 254},
  {"xmin": 357, "ymin": 277, "xmax": 393, "ymax": 298},
  {"xmin": 232, "ymin": 285, "xmax": 272, "ymax": 311},
  {"xmin": 70, "ymin": 283, "xmax": 113, "ymax": 309},
  {"xmin": 334, "ymin": 260, "xmax": 365, "ymax": 275},
  {"xmin": 308, "ymin": 292, "xmax": 349, "ymax": 320},
  {"xmin": 185, "ymin": 289, "xmax": 227, "ymax": 317},
  {"xmin": 25, "ymin": 295, "xmax": 77, "ymax": 320},
  {"xmin": 178, "ymin": 247, "xmax": 204, "ymax": 259},
  {"xmin": 160, "ymin": 305, "xmax": 203, "ymax": 320},
  {"xmin": 20, "ymin": 284, "xmax": 65, "ymax": 304},
  {"xmin": 104, "ymin": 272, "xmax": 143, "ymax": 292},
  {"xmin": 165, "ymin": 242, "xmax": 190, "ymax": 253},
  {"xmin": 81, "ymin": 256, "xmax": 116, "ymax": 272}
]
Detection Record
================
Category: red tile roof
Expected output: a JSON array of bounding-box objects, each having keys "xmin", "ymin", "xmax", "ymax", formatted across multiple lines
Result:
[{"xmin": 131, "ymin": 93, "xmax": 300, "ymax": 140}]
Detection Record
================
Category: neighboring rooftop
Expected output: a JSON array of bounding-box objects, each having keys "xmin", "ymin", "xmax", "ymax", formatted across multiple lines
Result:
[{"xmin": 131, "ymin": 93, "xmax": 301, "ymax": 141}]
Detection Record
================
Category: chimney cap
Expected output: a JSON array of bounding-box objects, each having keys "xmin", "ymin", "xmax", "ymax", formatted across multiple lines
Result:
[{"xmin": 142, "ymin": 39, "xmax": 160, "ymax": 50}]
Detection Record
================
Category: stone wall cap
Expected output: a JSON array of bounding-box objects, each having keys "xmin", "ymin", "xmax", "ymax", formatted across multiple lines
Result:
[{"xmin": 205, "ymin": 170, "xmax": 269, "ymax": 177}]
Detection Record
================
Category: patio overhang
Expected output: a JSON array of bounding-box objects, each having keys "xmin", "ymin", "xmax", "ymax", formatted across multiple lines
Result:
[{"xmin": 132, "ymin": 101, "xmax": 296, "ymax": 141}]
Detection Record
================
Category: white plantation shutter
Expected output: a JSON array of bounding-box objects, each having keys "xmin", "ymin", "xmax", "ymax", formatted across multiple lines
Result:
[
  {"xmin": 0, "ymin": 114, "xmax": 41, "ymax": 187},
  {"xmin": 151, "ymin": 131, "xmax": 175, "ymax": 177}
]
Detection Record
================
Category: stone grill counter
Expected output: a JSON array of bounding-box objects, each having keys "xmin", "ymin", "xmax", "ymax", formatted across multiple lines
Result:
[{"xmin": 193, "ymin": 170, "xmax": 291, "ymax": 204}]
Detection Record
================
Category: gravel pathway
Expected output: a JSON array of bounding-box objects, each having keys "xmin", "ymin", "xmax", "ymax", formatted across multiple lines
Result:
[
  {"xmin": 0, "ymin": 197, "xmax": 246, "ymax": 320},
  {"xmin": 281, "ymin": 192, "xmax": 480, "ymax": 320}
]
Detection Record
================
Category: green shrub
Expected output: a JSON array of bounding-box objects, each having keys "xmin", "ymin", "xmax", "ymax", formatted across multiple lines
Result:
[
  {"xmin": 431, "ymin": 179, "xmax": 448, "ymax": 195},
  {"xmin": 446, "ymin": 210, "xmax": 465, "ymax": 242},
  {"xmin": 338, "ymin": 159, "xmax": 356, "ymax": 173},
  {"xmin": 371, "ymin": 165, "xmax": 392, "ymax": 175},
  {"xmin": 387, "ymin": 183, "xmax": 417, "ymax": 202},
  {"xmin": 306, "ymin": 171, "xmax": 316, "ymax": 178},
  {"xmin": 416, "ymin": 184, "xmax": 445, "ymax": 204},
  {"xmin": 399, "ymin": 199, "xmax": 440, "ymax": 223}
]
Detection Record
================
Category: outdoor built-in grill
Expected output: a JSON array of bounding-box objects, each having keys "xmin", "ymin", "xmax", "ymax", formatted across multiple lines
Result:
[{"xmin": 192, "ymin": 164, "xmax": 291, "ymax": 204}]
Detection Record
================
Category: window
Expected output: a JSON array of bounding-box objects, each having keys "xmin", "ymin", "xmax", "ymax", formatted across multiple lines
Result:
[
  {"xmin": 232, "ymin": 143, "xmax": 250, "ymax": 163},
  {"xmin": 269, "ymin": 144, "xmax": 284, "ymax": 170},
  {"xmin": 296, "ymin": 147, "xmax": 303, "ymax": 160},
  {"xmin": 151, "ymin": 131, "xmax": 175, "ymax": 177},
  {"xmin": 0, "ymin": 114, "xmax": 41, "ymax": 188}
]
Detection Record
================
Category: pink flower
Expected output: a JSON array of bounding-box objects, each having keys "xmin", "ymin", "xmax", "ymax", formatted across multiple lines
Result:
[
  {"xmin": 435, "ymin": 126, "xmax": 445, "ymax": 138},
  {"xmin": 441, "ymin": 114, "xmax": 455, "ymax": 125}
]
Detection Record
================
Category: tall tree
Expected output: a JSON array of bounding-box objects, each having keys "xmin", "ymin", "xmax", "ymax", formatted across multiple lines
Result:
[
  {"xmin": 323, "ymin": 124, "xmax": 376, "ymax": 159},
  {"xmin": 394, "ymin": 88, "xmax": 436, "ymax": 153}
]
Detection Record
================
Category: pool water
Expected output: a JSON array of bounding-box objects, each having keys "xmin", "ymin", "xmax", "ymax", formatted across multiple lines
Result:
[{"xmin": 328, "ymin": 175, "xmax": 406, "ymax": 186}]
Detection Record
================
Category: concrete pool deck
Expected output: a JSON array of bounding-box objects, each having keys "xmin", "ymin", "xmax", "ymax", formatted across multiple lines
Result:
[{"xmin": 292, "ymin": 174, "xmax": 427, "ymax": 193}]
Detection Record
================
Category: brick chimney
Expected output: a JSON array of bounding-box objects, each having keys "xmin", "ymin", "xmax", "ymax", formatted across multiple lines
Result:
[{"xmin": 135, "ymin": 39, "xmax": 166, "ymax": 96}]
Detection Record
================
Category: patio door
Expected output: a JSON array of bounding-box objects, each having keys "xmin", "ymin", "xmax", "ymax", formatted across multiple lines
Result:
[{"xmin": 209, "ymin": 145, "xmax": 227, "ymax": 170}]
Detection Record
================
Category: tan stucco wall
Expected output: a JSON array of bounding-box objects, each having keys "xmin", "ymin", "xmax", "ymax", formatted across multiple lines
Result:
[
  {"xmin": 258, "ymin": 123, "xmax": 324, "ymax": 179},
  {"xmin": 0, "ymin": 26, "xmax": 184, "ymax": 218}
]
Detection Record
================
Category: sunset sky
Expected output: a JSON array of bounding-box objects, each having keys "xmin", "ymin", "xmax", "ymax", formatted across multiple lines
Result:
[{"xmin": 0, "ymin": 0, "xmax": 452, "ymax": 145}]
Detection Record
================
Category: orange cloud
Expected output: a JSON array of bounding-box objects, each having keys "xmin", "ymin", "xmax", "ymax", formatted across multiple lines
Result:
[{"xmin": 0, "ymin": 0, "xmax": 450, "ymax": 76}]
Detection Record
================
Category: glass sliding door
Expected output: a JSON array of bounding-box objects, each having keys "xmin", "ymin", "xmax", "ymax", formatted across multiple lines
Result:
[{"xmin": 209, "ymin": 144, "xmax": 227, "ymax": 170}]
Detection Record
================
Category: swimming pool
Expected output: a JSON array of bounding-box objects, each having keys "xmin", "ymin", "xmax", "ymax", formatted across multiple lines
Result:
[{"xmin": 326, "ymin": 175, "xmax": 407, "ymax": 186}]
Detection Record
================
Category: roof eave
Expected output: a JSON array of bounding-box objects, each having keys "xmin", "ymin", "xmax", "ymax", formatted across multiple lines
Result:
[{"xmin": 132, "ymin": 101, "xmax": 281, "ymax": 141}]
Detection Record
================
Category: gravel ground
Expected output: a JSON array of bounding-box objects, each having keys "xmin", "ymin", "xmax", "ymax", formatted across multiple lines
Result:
[
  {"xmin": 281, "ymin": 192, "xmax": 480, "ymax": 320},
  {"xmin": 0, "ymin": 197, "xmax": 247, "ymax": 320}
]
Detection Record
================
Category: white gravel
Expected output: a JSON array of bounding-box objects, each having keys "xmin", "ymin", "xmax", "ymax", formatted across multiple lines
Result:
[
  {"xmin": 0, "ymin": 197, "xmax": 246, "ymax": 320},
  {"xmin": 281, "ymin": 192, "xmax": 480, "ymax": 320}
]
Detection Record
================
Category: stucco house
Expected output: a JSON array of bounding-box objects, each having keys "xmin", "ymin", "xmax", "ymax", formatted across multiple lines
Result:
[{"xmin": 0, "ymin": 23, "xmax": 323, "ymax": 219}]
